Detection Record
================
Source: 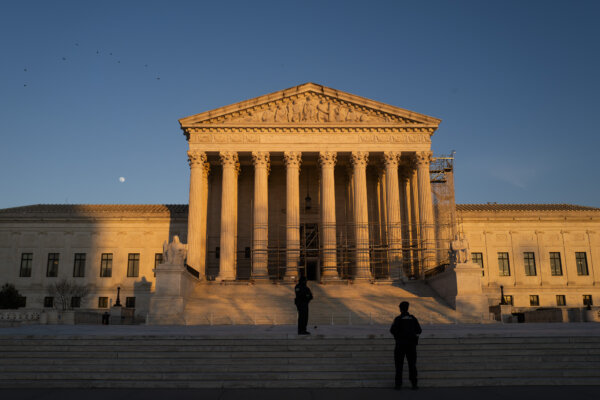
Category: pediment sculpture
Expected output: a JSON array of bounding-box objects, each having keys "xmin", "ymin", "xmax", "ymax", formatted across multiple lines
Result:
[{"xmin": 202, "ymin": 94, "xmax": 411, "ymax": 124}]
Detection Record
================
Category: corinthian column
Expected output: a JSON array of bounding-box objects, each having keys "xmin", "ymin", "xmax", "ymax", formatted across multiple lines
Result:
[
  {"xmin": 416, "ymin": 151, "xmax": 435, "ymax": 273},
  {"xmin": 284, "ymin": 151, "xmax": 302, "ymax": 280},
  {"xmin": 319, "ymin": 151, "xmax": 339, "ymax": 280},
  {"xmin": 252, "ymin": 151, "xmax": 270, "ymax": 281},
  {"xmin": 383, "ymin": 151, "xmax": 403, "ymax": 280},
  {"xmin": 217, "ymin": 151, "xmax": 239, "ymax": 281},
  {"xmin": 187, "ymin": 151, "xmax": 210, "ymax": 279},
  {"xmin": 351, "ymin": 151, "xmax": 371, "ymax": 281}
]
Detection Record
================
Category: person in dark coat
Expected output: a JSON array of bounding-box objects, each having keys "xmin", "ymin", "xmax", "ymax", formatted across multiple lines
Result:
[
  {"xmin": 294, "ymin": 276, "xmax": 313, "ymax": 335},
  {"xmin": 390, "ymin": 301, "xmax": 422, "ymax": 390}
]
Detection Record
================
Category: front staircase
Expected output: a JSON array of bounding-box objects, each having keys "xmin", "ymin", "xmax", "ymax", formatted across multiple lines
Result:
[
  {"xmin": 183, "ymin": 280, "xmax": 476, "ymax": 325},
  {"xmin": 1, "ymin": 328, "xmax": 599, "ymax": 388}
]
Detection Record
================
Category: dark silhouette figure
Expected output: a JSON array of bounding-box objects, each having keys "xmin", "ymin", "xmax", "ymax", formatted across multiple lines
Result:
[
  {"xmin": 294, "ymin": 276, "xmax": 313, "ymax": 335},
  {"xmin": 390, "ymin": 301, "xmax": 422, "ymax": 390}
]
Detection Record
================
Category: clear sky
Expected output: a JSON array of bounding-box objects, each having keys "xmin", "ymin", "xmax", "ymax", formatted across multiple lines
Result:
[{"xmin": 1, "ymin": 0, "xmax": 599, "ymax": 209}]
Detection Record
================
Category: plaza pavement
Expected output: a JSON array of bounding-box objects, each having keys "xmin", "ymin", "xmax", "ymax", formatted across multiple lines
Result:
[
  {"xmin": 1, "ymin": 321, "xmax": 600, "ymax": 338},
  {"xmin": 0, "ymin": 386, "xmax": 599, "ymax": 400}
]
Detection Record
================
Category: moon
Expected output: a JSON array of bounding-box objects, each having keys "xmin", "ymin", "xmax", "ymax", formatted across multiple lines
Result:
[{"xmin": 119, "ymin": 177, "xmax": 125, "ymax": 183}]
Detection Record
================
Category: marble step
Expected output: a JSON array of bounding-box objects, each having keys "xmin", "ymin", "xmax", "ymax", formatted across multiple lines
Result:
[
  {"xmin": 1, "ymin": 353, "xmax": 598, "ymax": 367},
  {"xmin": 1, "ymin": 341, "xmax": 598, "ymax": 352},
  {"xmin": 1, "ymin": 360, "xmax": 599, "ymax": 373}
]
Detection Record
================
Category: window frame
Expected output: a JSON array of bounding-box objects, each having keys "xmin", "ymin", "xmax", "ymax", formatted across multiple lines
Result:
[
  {"xmin": 575, "ymin": 252, "xmax": 589, "ymax": 276},
  {"xmin": 100, "ymin": 253, "xmax": 113, "ymax": 278},
  {"xmin": 503, "ymin": 295, "xmax": 513, "ymax": 305},
  {"xmin": 472, "ymin": 252, "xmax": 484, "ymax": 276},
  {"xmin": 98, "ymin": 297, "xmax": 108, "ymax": 308},
  {"xmin": 556, "ymin": 295, "xmax": 566, "ymax": 306},
  {"xmin": 43, "ymin": 296, "xmax": 54, "ymax": 308},
  {"xmin": 498, "ymin": 252, "xmax": 511, "ymax": 276},
  {"xmin": 73, "ymin": 253, "xmax": 86, "ymax": 278},
  {"xmin": 71, "ymin": 296, "xmax": 81, "ymax": 308},
  {"xmin": 529, "ymin": 295, "xmax": 539, "ymax": 307},
  {"xmin": 549, "ymin": 252, "xmax": 563, "ymax": 276},
  {"xmin": 583, "ymin": 295, "xmax": 593, "ymax": 306},
  {"xmin": 125, "ymin": 296, "xmax": 136, "ymax": 308},
  {"xmin": 19, "ymin": 253, "xmax": 33, "ymax": 277},
  {"xmin": 46, "ymin": 253, "xmax": 59, "ymax": 277},
  {"xmin": 127, "ymin": 253, "xmax": 140, "ymax": 278},
  {"xmin": 523, "ymin": 252, "xmax": 536, "ymax": 276}
]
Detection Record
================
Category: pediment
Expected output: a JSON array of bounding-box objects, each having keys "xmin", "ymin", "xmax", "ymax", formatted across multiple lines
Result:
[{"xmin": 179, "ymin": 83, "xmax": 441, "ymax": 128}]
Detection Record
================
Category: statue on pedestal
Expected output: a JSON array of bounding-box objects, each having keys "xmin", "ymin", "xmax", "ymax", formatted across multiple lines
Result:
[
  {"xmin": 450, "ymin": 234, "xmax": 470, "ymax": 265},
  {"xmin": 162, "ymin": 235, "xmax": 188, "ymax": 266}
]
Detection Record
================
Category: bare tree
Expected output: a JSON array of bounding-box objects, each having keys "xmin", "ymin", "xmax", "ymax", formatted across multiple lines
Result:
[{"xmin": 48, "ymin": 279, "xmax": 91, "ymax": 311}]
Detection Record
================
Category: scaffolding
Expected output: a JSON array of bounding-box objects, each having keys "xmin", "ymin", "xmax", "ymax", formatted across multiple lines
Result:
[{"xmin": 205, "ymin": 153, "xmax": 457, "ymax": 281}]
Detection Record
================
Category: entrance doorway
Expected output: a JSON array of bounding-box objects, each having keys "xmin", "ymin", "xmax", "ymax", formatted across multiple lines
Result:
[{"xmin": 300, "ymin": 223, "xmax": 320, "ymax": 281}]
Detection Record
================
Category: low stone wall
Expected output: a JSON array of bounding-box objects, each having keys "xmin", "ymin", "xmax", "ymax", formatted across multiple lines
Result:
[{"xmin": 0, "ymin": 309, "xmax": 40, "ymax": 327}]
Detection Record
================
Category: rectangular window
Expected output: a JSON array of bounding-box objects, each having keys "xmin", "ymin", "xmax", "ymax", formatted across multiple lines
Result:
[
  {"xmin": 127, "ymin": 253, "xmax": 140, "ymax": 277},
  {"xmin": 44, "ymin": 296, "xmax": 54, "ymax": 308},
  {"xmin": 46, "ymin": 253, "xmax": 59, "ymax": 277},
  {"xmin": 100, "ymin": 253, "xmax": 112, "ymax": 277},
  {"xmin": 154, "ymin": 253, "xmax": 163, "ymax": 277},
  {"xmin": 73, "ymin": 253, "xmax": 86, "ymax": 277},
  {"xmin": 529, "ymin": 295, "xmax": 539, "ymax": 307},
  {"xmin": 575, "ymin": 252, "xmax": 589, "ymax": 276},
  {"xmin": 472, "ymin": 252, "xmax": 484, "ymax": 276},
  {"xmin": 125, "ymin": 297, "xmax": 136, "ymax": 308},
  {"xmin": 498, "ymin": 252, "xmax": 510, "ymax": 276},
  {"xmin": 583, "ymin": 295, "xmax": 593, "ymax": 306},
  {"xmin": 550, "ymin": 252, "xmax": 563, "ymax": 276},
  {"xmin": 503, "ymin": 295, "xmax": 513, "ymax": 305},
  {"xmin": 556, "ymin": 295, "xmax": 566, "ymax": 306},
  {"xmin": 98, "ymin": 297, "xmax": 108, "ymax": 308},
  {"xmin": 71, "ymin": 297, "xmax": 81, "ymax": 308},
  {"xmin": 19, "ymin": 253, "xmax": 33, "ymax": 277},
  {"xmin": 524, "ymin": 252, "xmax": 537, "ymax": 276}
]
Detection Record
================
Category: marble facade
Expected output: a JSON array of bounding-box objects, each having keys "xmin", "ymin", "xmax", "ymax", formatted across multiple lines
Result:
[{"xmin": 0, "ymin": 83, "xmax": 599, "ymax": 319}]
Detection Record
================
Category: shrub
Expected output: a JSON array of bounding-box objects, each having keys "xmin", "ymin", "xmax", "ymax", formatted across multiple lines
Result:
[{"xmin": 0, "ymin": 283, "xmax": 26, "ymax": 309}]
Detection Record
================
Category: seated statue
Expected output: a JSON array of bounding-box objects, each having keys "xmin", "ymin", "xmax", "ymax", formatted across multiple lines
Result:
[
  {"xmin": 162, "ymin": 235, "xmax": 188, "ymax": 266},
  {"xmin": 450, "ymin": 235, "xmax": 470, "ymax": 264}
]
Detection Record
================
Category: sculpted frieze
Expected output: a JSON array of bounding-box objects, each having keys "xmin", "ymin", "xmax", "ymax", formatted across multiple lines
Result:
[
  {"xmin": 200, "ymin": 94, "xmax": 416, "ymax": 125},
  {"xmin": 189, "ymin": 132, "xmax": 430, "ymax": 145}
]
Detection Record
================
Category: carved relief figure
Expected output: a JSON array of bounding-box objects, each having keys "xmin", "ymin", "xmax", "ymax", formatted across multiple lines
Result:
[
  {"xmin": 316, "ymin": 99, "xmax": 330, "ymax": 122},
  {"xmin": 302, "ymin": 96, "xmax": 315, "ymax": 122},
  {"xmin": 162, "ymin": 235, "xmax": 188, "ymax": 265},
  {"xmin": 274, "ymin": 103, "xmax": 289, "ymax": 122},
  {"xmin": 290, "ymin": 99, "xmax": 303, "ymax": 122},
  {"xmin": 261, "ymin": 106, "xmax": 275, "ymax": 122}
]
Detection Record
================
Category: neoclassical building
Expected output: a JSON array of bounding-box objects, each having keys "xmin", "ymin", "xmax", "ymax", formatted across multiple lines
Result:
[{"xmin": 1, "ymin": 83, "xmax": 598, "ymax": 319}]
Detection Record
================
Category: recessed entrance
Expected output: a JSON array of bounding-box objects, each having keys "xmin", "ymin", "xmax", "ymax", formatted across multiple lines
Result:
[{"xmin": 300, "ymin": 223, "xmax": 320, "ymax": 281}]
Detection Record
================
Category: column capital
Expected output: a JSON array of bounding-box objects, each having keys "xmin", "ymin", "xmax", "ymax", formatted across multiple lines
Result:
[
  {"xmin": 284, "ymin": 151, "xmax": 302, "ymax": 168},
  {"xmin": 415, "ymin": 151, "xmax": 433, "ymax": 166},
  {"xmin": 187, "ymin": 150, "xmax": 207, "ymax": 168},
  {"xmin": 351, "ymin": 151, "xmax": 369, "ymax": 168},
  {"xmin": 382, "ymin": 151, "xmax": 400, "ymax": 169},
  {"xmin": 319, "ymin": 151, "xmax": 337, "ymax": 168},
  {"xmin": 252, "ymin": 151, "xmax": 270, "ymax": 169}
]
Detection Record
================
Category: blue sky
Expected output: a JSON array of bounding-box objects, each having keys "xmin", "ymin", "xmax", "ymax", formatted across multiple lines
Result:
[{"xmin": 1, "ymin": 0, "xmax": 599, "ymax": 208}]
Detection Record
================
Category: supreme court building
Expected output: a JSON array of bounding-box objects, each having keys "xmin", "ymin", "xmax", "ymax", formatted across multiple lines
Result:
[{"xmin": 1, "ymin": 83, "xmax": 599, "ymax": 322}]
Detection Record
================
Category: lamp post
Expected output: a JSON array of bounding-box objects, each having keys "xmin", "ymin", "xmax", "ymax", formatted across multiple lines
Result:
[
  {"xmin": 115, "ymin": 286, "xmax": 122, "ymax": 307},
  {"xmin": 499, "ymin": 285, "xmax": 506, "ymax": 305}
]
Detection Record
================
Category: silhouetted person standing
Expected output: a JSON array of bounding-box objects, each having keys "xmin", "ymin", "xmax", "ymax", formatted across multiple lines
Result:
[
  {"xmin": 294, "ymin": 276, "xmax": 313, "ymax": 335},
  {"xmin": 390, "ymin": 301, "xmax": 422, "ymax": 390}
]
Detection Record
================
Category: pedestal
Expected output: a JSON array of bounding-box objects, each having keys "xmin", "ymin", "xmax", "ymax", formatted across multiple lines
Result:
[
  {"xmin": 426, "ymin": 262, "xmax": 489, "ymax": 319},
  {"xmin": 148, "ymin": 263, "xmax": 193, "ymax": 325}
]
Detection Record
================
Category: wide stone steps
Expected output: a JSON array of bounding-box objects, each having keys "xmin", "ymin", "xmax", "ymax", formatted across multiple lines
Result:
[{"xmin": 0, "ymin": 335, "xmax": 599, "ymax": 388}]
